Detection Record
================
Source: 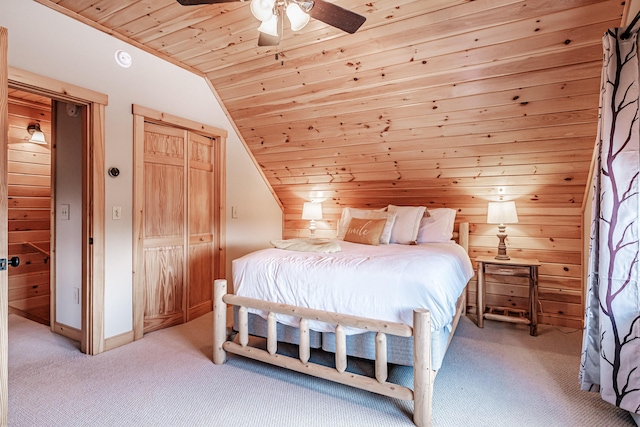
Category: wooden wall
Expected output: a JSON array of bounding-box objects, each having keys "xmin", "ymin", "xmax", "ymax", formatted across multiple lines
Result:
[
  {"xmin": 284, "ymin": 202, "xmax": 583, "ymax": 329},
  {"xmin": 7, "ymin": 96, "xmax": 51, "ymax": 325}
]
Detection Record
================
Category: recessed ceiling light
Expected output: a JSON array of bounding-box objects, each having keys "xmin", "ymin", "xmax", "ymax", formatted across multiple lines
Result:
[{"xmin": 115, "ymin": 50, "xmax": 132, "ymax": 68}]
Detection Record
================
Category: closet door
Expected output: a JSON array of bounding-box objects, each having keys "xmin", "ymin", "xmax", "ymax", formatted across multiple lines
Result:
[
  {"xmin": 142, "ymin": 122, "xmax": 187, "ymax": 333},
  {"xmin": 187, "ymin": 133, "xmax": 214, "ymax": 320},
  {"xmin": 133, "ymin": 105, "xmax": 225, "ymax": 339}
]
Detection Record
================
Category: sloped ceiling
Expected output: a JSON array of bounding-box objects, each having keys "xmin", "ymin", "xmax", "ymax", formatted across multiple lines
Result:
[{"xmin": 38, "ymin": 0, "xmax": 625, "ymax": 229}]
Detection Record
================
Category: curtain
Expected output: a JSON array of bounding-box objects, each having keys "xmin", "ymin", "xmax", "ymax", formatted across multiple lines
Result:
[{"xmin": 580, "ymin": 27, "xmax": 640, "ymax": 420}]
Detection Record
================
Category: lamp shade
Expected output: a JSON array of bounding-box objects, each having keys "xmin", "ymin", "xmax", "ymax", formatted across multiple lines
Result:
[
  {"xmin": 250, "ymin": 0, "xmax": 276, "ymax": 22},
  {"xmin": 302, "ymin": 202, "xmax": 322, "ymax": 220},
  {"xmin": 257, "ymin": 13, "xmax": 279, "ymax": 37},
  {"xmin": 286, "ymin": 3, "xmax": 310, "ymax": 31},
  {"xmin": 487, "ymin": 201, "xmax": 518, "ymax": 225},
  {"xmin": 27, "ymin": 123, "xmax": 47, "ymax": 144}
]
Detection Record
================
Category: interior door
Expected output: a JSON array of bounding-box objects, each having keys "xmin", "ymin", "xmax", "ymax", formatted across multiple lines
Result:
[
  {"xmin": 132, "ymin": 105, "xmax": 225, "ymax": 340},
  {"xmin": 142, "ymin": 122, "xmax": 187, "ymax": 333},
  {"xmin": 0, "ymin": 25, "xmax": 9, "ymax": 426},
  {"xmin": 187, "ymin": 132, "xmax": 215, "ymax": 320}
]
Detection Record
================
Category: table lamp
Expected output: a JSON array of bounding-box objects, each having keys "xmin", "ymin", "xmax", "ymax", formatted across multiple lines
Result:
[
  {"xmin": 302, "ymin": 202, "xmax": 322, "ymax": 238},
  {"xmin": 487, "ymin": 200, "xmax": 518, "ymax": 260}
]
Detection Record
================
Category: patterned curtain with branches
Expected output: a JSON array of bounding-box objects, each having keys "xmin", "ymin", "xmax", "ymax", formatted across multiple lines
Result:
[{"xmin": 580, "ymin": 28, "xmax": 640, "ymax": 419}]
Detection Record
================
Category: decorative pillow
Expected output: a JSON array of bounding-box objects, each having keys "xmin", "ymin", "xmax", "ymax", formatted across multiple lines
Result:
[
  {"xmin": 387, "ymin": 205, "xmax": 427, "ymax": 244},
  {"xmin": 343, "ymin": 218, "xmax": 386, "ymax": 246},
  {"xmin": 336, "ymin": 208, "xmax": 396, "ymax": 244},
  {"xmin": 271, "ymin": 238, "xmax": 342, "ymax": 253},
  {"xmin": 417, "ymin": 208, "xmax": 457, "ymax": 243}
]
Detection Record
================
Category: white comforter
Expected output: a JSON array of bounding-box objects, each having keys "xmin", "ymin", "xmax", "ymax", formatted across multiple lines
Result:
[{"xmin": 232, "ymin": 240, "xmax": 474, "ymax": 334}]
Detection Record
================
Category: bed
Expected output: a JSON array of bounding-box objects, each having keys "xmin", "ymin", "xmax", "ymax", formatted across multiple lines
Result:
[{"xmin": 213, "ymin": 207, "xmax": 474, "ymax": 426}]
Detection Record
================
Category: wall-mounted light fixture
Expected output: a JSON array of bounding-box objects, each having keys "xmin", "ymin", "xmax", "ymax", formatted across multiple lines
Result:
[
  {"xmin": 302, "ymin": 201, "xmax": 323, "ymax": 238},
  {"xmin": 27, "ymin": 123, "xmax": 47, "ymax": 144}
]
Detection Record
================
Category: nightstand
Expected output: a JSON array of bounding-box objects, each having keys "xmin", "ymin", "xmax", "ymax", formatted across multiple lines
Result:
[{"xmin": 476, "ymin": 255, "xmax": 541, "ymax": 336}]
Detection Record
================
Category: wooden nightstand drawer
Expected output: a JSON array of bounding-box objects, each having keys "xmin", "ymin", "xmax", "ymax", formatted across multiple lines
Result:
[{"xmin": 484, "ymin": 264, "xmax": 531, "ymax": 277}]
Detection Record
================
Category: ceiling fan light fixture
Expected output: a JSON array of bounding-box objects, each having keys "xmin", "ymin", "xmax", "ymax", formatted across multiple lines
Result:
[
  {"xmin": 250, "ymin": 0, "xmax": 276, "ymax": 22},
  {"xmin": 286, "ymin": 3, "xmax": 310, "ymax": 31},
  {"xmin": 257, "ymin": 13, "xmax": 279, "ymax": 37}
]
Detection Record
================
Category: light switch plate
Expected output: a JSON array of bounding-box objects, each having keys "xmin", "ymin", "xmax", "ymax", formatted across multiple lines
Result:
[{"xmin": 60, "ymin": 204, "xmax": 70, "ymax": 220}]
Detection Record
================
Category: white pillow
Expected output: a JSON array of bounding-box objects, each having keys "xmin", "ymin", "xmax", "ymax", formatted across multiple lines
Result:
[
  {"xmin": 387, "ymin": 205, "xmax": 427, "ymax": 244},
  {"xmin": 337, "ymin": 208, "xmax": 396, "ymax": 244},
  {"xmin": 417, "ymin": 208, "xmax": 457, "ymax": 243}
]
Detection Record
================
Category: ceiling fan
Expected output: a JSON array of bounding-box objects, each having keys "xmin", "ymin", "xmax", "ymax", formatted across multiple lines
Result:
[{"xmin": 176, "ymin": 0, "xmax": 366, "ymax": 46}]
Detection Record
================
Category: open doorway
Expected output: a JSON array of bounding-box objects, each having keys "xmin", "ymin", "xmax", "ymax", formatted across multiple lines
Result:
[
  {"xmin": 7, "ymin": 88, "xmax": 52, "ymax": 326},
  {"xmin": 7, "ymin": 66, "xmax": 108, "ymax": 355},
  {"xmin": 7, "ymin": 88, "xmax": 85, "ymax": 338}
]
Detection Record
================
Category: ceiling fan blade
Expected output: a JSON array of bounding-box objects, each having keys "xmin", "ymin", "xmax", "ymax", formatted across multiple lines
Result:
[
  {"xmin": 176, "ymin": 0, "xmax": 242, "ymax": 5},
  {"xmin": 258, "ymin": 31, "xmax": 280, "ymax": 46},
  {"xmin": 308, "ymin": 0, "xmax": 366, "ymax": 34}
]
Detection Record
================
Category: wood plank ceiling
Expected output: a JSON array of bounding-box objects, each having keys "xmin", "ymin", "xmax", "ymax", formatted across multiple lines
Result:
[{"xmin": 37, "ymin": 0, "xmax": 627, "ymax": 327}]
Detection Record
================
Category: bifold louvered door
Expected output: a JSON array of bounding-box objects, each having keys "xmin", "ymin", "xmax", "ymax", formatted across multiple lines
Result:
[{"xmin": 142, "ymin": 122, "xmax": 214, "ymax": 333}]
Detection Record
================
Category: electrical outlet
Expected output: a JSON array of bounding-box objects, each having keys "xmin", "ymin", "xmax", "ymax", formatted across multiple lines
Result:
[
  {"xmin": 113, "ymin": 206, "xmax": 122, "ymax": 220},
  {"xmin": 60, "ymin": 204, "xmax": 70, "ymax": 220},
  {"xmin": 73, "ymin": 287, "xmax": 80, "ymax": 304},
  {"xmin": 231, "ymin": 206, "xmax": 238, "ymax": 219}
]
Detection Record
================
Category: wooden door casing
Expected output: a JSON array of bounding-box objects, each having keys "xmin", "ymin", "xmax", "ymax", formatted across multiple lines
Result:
[
  {"xmin": 7, "ymin": 67, "xmax": 108, "ymax": 354},
  {"xmin": 0, "ymin": 25, "xmax": 9, "ymax": 427},
  {"xmin": 132, "ymin": 104, "xmax": 226, "ymax": 340}
]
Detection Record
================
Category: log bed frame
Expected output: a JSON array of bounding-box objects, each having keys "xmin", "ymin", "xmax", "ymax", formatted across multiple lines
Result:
[{"xmin": 212, "ymin": 222, "xmax": 470, "ymax": 427}]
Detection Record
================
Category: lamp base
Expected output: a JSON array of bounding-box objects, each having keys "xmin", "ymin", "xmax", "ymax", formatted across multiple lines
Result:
[
  {"xmin": 309, "ymin": 220, "xmax": 316, "ymax": 239},
  {"xmin": 495, "ymin": 227, "xmax": 510, "ymax": 260}
]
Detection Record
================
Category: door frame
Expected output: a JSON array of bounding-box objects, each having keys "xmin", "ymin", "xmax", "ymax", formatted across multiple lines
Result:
[
  {"xmin": 1, "ymin": 25, "xmax": 9, "ymax": 427},
  {"xmin": 132, "ymin": 104, "xmax": 226, "ymax": 340},
  {"xmin": 7, "ymin": 67, "xmax": 108, "ymax": 355}
]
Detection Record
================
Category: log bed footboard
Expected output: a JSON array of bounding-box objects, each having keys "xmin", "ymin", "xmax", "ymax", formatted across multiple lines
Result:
[{"xmin": 213, "ymin": 279, "xmax": 435, "ymax": 427}]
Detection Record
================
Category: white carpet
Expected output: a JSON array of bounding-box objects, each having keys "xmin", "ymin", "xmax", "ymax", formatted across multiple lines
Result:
[{"xmin": 8, "ymin": 313, "xmax": 636, "ymax": 426}]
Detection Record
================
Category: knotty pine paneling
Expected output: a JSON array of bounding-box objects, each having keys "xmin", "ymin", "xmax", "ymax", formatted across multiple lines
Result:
[
  {"xmin": 285, "ymin": 201, "xmax": 584, "ymax": 329},
  {"xmin": 7, "ymin": 97, "xmax": 51, "ymax": 326},
  {"xmin": 38, "ymin": 0, "xmax": 629, "ymax": 328}
]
